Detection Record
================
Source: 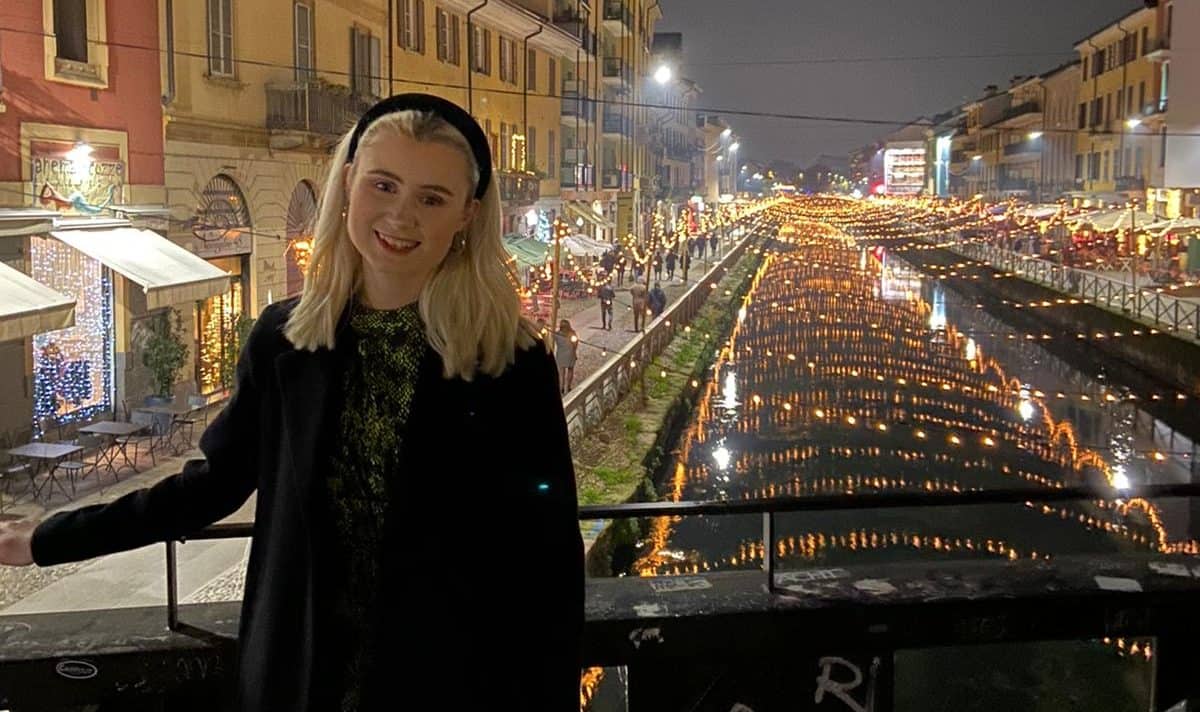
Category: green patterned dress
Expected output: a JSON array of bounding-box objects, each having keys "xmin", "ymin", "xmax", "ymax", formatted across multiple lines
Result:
[{"xmin": 326, "ymin": 302, "xmax": 426, "ymax": 711}]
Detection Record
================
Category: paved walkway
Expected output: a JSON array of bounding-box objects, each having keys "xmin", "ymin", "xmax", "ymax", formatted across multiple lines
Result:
[{"xmin": 0, "ymin": 230, "xmax": 747, "ymax": 612}]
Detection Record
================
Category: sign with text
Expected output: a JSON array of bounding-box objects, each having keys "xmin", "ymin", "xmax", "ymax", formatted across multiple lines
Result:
[{"xmin": 31, "ymin": 140, "xmax": 124, "ymax": 215}]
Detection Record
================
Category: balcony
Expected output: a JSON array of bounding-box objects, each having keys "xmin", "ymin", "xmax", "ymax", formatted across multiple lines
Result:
[
  {"xmin": 552, "ymin": 12, "xmax": 598, "ymax": 58},
  {"xmin": 601, "ymin": 168, "xmax": 626, "ymax": 189},
  {"xmin": 666, "ymin": 143, "xmax": 694, "ymax": 162},
  {"xmin": 561, "ymin": 96, "xmax": 597, "ymax": 122},
  {"xmin": 1115, "ymin": 175, "xmax": 1145, "ymax": 192},
  {"xmin": 602, "ymin": 56, "xmax": 630, "ymax": 86},
  {"xmin": 1145, "ymin": 36, "xmax": 1170, "ymax": 62},
  {"xmin": 602, "ymin": 0, "xmax": 631, "ymax": 35},
  {"xmin": 1003, "ymin": 141, "xmax": 1040, "ymax": 158},
  {"xmin": 265, "ymin": 81, "xmax": 375, "ymax": 137},
  {"xmin": 497, "ymin": 171, "xmax": 540, "ymax": 206},
  {"xmin": 602, "ymin": 110, "xmax": 633, "ymax": 137},
  {"xmin": 996, "ymin": 101, "xmax": 1041, "ymax": 124},
  {"xmin": 560, "ymin": 162, "xmax": 594, "ymax": 189}
]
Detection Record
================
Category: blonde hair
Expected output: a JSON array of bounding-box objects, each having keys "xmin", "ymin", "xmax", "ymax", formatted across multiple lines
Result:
[{"xmin": 284, "ymin": 109, "xmax": 537, "ymax": 380}]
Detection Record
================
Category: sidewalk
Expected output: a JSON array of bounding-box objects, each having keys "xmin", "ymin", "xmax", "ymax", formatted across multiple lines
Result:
[{"xmin": 557, "ymin": 240, "xmax": 737, "ymax": 390}]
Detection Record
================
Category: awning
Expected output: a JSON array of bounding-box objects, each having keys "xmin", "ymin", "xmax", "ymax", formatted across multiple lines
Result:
[
  {"xmin": 564, "ymin": 202, "xmax": 615, "ymax": 231},
  {"xmin": 0, "ymin": 209, "xmax": 59, "ymax": 238},
  {"xmin": 503, "ymin": 236, "xmax": 549, "ymax": 269},
  {"xmin": 0, "ymin": 261, "xmax": 75, "ymax": 341},
  {"xmin": 50, "ymin": 227, "xmax": 232, "ymax": 309}
]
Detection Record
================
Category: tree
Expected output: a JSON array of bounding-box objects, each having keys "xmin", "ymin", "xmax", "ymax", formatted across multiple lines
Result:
[{"xmin": 142, "ymin": 308, "xmax": 189, "ymax": 399}]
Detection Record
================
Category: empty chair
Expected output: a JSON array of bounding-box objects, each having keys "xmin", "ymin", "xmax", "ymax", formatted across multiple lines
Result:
[
  {"xmin": 117, "ymin": 410, "xmax": 159, "ymax": 470},
  {"xmin": 53, "ymin": 433, "xmax": 103, "ymax": 498}
]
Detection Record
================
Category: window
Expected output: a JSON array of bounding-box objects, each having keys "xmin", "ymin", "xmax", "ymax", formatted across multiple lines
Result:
[
  {"xmin": 399, "ymin": 0, "xmax": 425, "ymax": 53},
  {"xmin": 526, "ymin": 49, "xmax": 537, "ymax": 91},
  {"xmin": 500, "ymin": 122, "xmax": 510, "ymax": 170},
  {"xmin": 1135, "ymin": 147, "xmax": 1144, "ymax": 177},
  {"xmin": 436, "ymin": 9, "xmax": 460, "ymax": 65},
  {"xmin": 1126, "ymin": 87, "xmax": 1134, "ymax": 116},
  {"xmin": 351, "ymin": 27, "xmax": 381, "ymax": 97},
  {"xmin": 207, "ymin": 0, "xmax": 234, "ymax": 76},
  {"xmin": 1139, "ymin": 81, "xmax": 1146, "ymax": 112},
  {"xmin": 548, "ymin": 130, "xmax": 555, "ymax": 178},
  {"xmin": 1081, "ymin": 57, "xmax": 1088, "ymax": 80},
  {"xmin": 1123, "ymin": 148, "xmax": 1132, "ymax": 175},
  {"xmin": 527, "ymin": 126, "xmax": 536, "ymax": 172},
  {"xmin": 548, "ymin": 58, "xmax": 556, "ymax": 97},
  {"xmin": 54, "ymin": 0, "xmax": 89, "ymax": 63},
  {"xmin": 471, "ymin": 24, "xmax": 491, "ymax": 74},
  {"xmin": 499, "ymin": 37, "xmax": 516, "ymax": 84},
  {"xmin": 1075, "ymin": 154, "xmax": 1084, "ymax": 180},
  {"xmin": 294, "ymin": 2, "xmax": 314, "ymax": 81},
  {"xmin": 1167, "ymin": 4, "xmax": 1173, "ymax": 39},
  {"xmin": 1078, "ymin": 103, "xmax": 1087, "ymax": 129},
  {"xmin": 1141, "ymin": 26, "xmax": 1150, "ymax": 55},
  {"xmin": 1116, "ymin": 88, "xmax": 1123, "ymax": 118},
  {"xmin": 1102, "ymin": 151, "xmax": 1109, "ymax": 181}
]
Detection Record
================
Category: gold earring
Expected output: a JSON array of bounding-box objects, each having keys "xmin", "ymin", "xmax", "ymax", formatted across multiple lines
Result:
[
  {"xmin": 456, "ymin": 233, "xmax": 467, "ymax": 252},
  {"xmin": 341, "ymin": 204, "xmax": 348, "ymax": 220}
]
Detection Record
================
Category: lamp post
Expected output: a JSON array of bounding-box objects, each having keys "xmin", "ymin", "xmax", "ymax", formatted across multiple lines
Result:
[{"xmin": 730, "ymin": 141, "xmax": 740, "ymax": 195}]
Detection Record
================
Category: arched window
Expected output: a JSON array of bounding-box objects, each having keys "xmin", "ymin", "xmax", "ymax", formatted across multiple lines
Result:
[{"xmin": 285, "ymin": 180, "xmax": 318, "ymax": 297}]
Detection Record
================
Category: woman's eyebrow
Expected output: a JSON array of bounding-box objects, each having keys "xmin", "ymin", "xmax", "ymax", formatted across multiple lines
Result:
[{"xmin": 367, "ymin": 169, "xmax": 455, "ymax": 197}]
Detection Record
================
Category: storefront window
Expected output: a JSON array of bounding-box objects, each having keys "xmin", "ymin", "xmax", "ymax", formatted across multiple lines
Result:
[
  {"xmin": 30, "ymin": 234, "xmax": 113, "ymax": 434},
  {"xmin": 196, "ymin": 257, "xmax": 245, "ymax": 395}
]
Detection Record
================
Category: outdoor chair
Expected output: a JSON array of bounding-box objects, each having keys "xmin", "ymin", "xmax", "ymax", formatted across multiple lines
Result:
[
  {"xmin": 53, "ymin": 433, "xmax": 104, "ymax": 498},
  {"xmin": 116, "ymin": 410, "xmax": 160, "ymax": 469}
]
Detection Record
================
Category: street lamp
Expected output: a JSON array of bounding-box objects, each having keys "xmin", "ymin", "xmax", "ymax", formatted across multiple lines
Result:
[
  {"xmin": 730, "ymin": 141, "xmax": 740, "ymax": 194},
  {"xmin": 654, "ymin": 64, "xmax": 672, "ymax": 85},
  {"xmin": 721, "ymin": 127, "xmax": 732, "ymax": 138}
]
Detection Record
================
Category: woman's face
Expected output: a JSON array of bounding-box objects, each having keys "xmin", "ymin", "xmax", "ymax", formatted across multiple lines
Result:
[{"xmin": 343, "ymin": 130, "xmax": 478, "ymax": 304}]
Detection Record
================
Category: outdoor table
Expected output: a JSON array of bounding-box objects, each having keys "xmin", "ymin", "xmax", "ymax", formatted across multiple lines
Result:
[
  {"xmin": 134, "ymin": 404, "xmax": 202, "ymax": 454},
  {"xmin": 7, "ymin": 442, "xmax": 83, "ymax": 502},
  {"xmin": 79, "ymin": 421, "xmax": 148, "ymax": 477}
]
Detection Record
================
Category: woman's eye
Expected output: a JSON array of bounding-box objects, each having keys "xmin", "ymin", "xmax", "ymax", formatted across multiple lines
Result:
[
  {"xmin": 421, "ymin": 195, "xmax": 445, "ymax": 206},
  {"xmin": 373, "ymin": 181, "xmax": 396, "ymax": 193}
]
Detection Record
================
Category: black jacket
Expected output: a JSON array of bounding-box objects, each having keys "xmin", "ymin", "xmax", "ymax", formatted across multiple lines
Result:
[{"xmin": 32, "ymin": 299, "xmax": 584, "ymax": 710}]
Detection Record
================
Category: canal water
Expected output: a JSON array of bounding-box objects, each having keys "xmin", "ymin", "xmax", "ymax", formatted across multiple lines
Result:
[{"xmin": 610, "ymin": 203, "xmax": 1200, "ymax": 711}]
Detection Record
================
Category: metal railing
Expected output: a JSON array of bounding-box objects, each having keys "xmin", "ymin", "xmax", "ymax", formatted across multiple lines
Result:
[
  {"xmin": 561, "ymin": 225, "xmax": 753, "ymax": 441},
  {"xmin": 265, "ymin": 81, "xmax": 374, "ymax": 136},
  {"xmin": 950, "ymin": 241, "xmax": 1200, "ymax": 342}
]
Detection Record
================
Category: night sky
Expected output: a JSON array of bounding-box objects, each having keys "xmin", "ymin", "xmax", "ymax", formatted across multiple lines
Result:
[{"xmin": 656, "ymin": 0, "xmax": 1140, "ymax": 167}]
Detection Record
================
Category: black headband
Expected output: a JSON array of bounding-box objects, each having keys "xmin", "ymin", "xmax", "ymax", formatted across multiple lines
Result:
[{"xmin": 346, "ymin": 93, "xmax": 492, "ymax": 200}]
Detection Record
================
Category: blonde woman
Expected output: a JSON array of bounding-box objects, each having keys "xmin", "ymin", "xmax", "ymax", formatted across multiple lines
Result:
[{"xmin": 0, "ymin": 94, "xmax": 582, "ymax": 711}]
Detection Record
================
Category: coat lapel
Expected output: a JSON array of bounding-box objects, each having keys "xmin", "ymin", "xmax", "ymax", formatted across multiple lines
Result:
[{"xmin": 275, "ymin": 346, "xmax": 341, "ymax": 527}]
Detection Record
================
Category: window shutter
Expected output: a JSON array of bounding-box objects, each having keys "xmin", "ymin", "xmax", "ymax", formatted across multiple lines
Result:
[
  {"xmin": 452, "ymin": 16, "xmax": 460, "ymax": 65},
  {"xmin": 417, "ymin": 0, "xmax": 426, "ymax": 53},
  {"xmin": 485, "ymin": 29, "xmax": 492, "ymax": 74}
]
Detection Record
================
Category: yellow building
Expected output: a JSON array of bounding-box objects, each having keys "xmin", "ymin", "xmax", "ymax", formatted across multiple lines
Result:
[
  {"xmin": 1073, "ymin": 4, "xmax": 1164, "ymax": 198},
  {"xmin": 161, "ymin": 0, "xmax": 590, "ymax": 395}
]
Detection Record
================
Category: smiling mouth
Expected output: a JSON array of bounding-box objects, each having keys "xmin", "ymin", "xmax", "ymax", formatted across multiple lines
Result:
[{"xmin": 374, "ymin": 230, "xmax": 420, "ymax": 254}]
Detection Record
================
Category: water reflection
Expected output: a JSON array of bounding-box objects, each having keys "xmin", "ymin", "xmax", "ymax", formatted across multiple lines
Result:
[{"xmin": 633, "ymin": 202, "xmax": 1200, "ymax": 583}]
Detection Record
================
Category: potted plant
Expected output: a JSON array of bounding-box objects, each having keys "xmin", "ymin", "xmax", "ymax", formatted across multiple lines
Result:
[{"xmin": 142, "ymin": 308, "xmax": 189, "ymax": 405}]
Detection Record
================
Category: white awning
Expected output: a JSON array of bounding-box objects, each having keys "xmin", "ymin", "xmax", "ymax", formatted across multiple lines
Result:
[
  {"xmin": 50, "ymin": 228, "xmax": 232, "ymax": 309},
  {"xmin": 565, "ymin": 202, "xmax": 616, "ymax": 230},
  {"xmin": 0, "ymin": 261, "xmax": 75, "ymax": 341}
]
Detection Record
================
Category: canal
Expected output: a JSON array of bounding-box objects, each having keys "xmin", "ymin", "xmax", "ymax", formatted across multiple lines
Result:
[{"xmin": 617, "ymin": 198, "xmax": 1200, "ymax": 710}]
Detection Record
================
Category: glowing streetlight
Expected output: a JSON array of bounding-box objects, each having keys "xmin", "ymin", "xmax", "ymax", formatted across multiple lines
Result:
[
  {"xmin": 653, "ymin": 65, "xmax": 672, "ymax": 85},
  {"xmin": 1027, "ymin": 131, "xmax": 1043, "ymax": 140},
  {"xmin": 1126, "ymin": 117, "xmax": 1142, "ymax": 129},
  {"xmin": 721, "ymin": 127, "xmax": 732, "ymax": 138}
]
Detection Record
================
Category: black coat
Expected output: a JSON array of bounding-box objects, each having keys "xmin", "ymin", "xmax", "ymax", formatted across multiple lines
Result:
[{"xmin": 32, "ymin": 300, "xmax": 584, "ymax": 710}]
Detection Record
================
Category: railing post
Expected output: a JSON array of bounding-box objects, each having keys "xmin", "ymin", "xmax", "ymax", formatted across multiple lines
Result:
[
  {"xmin": 763, "ymin": 511, "xmax": 775, "ymax": 593},
  {"xmin": 166, "ymin": 540, "xmax": 179, "ymax": 631}
]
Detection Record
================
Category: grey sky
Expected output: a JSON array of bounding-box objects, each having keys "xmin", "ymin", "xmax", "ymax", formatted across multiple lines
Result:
[{"xmin": 656, "ymin": 0, "xmax": 1140, "ymax": 166}]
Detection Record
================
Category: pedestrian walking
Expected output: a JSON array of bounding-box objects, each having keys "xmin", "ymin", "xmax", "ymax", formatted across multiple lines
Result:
[
  {"xmin": 629, "ymin": 281, "xmax": 649, "ymax": 332},
  {"xmin": 710, "ymin": 233, "xmax": 719, "ymax": 256},
  {"xmin": 0, "ymin": 93, "xmax": 582, "ymax": 712},
  {"xmin": 653, "ymin": 248, "xmax": 664, "ymax": 280},
  {"xmin": 665, "ymin": 250, "xmax": 677, "ymax": 281},
  {"xmin": 616, "ymin": 255, "xmax": 626, "ymax": 286},
  {"xmin": 554, "ymin": 319, "xmax": 579, "ymax": 394},
  {"xmin": 598, "ymin": 281, "xmax": 615, "ymax": 330},
  {"xmin": 681, "ymin": 250, "xmax": 691, "ymax": 283},
  {"xmin": 649, "ymin": 282, "xmax": 667, "ymax": 318}
]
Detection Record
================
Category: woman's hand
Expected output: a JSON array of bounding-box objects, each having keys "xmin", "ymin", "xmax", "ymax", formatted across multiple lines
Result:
[{"xmin": 0, "ymin": 519, "xmax": 37, "ymax": 566}]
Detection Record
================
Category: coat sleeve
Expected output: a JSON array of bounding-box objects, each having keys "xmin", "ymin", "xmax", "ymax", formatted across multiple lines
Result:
[
  {"xmin": 30, "ymin": 308, "xmax": 280, "ymax": 567},
  {"xmin": 518, "ymin": 343, "xmax": 585, "ymax": 710}
]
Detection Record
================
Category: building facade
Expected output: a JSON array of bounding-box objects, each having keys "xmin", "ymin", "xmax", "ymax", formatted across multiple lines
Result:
[
  {"xmin": 1041, "ymin": 61, "xmax": 1083, "ymax": 198},
  {"xmin": 1073, "ymin": 4, "xmax": 1162, "ymax": 197}
]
